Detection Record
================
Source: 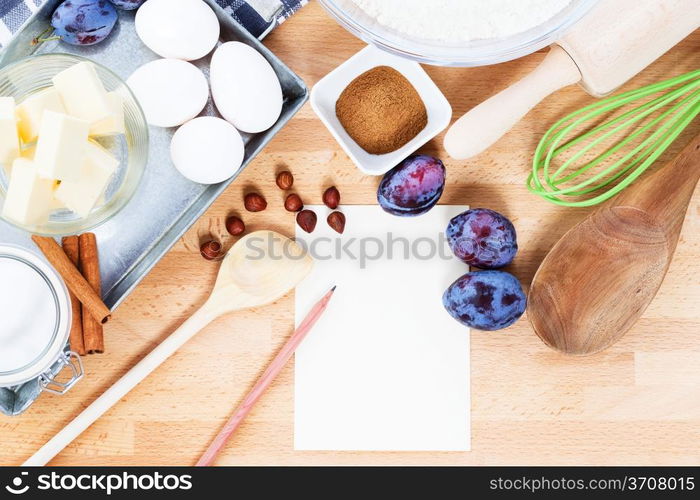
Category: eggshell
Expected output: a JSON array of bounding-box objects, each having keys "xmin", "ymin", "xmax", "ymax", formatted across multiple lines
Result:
[
  {"xmin": 135, "ymin": 0, "xmax": 220, "ymax": 61},
  {"xmin": 170, "ymin": 116, "xmax": 244, "ymax": 184},
  {"xmin": 210, "ymin": 41, "xmax": 283, "ymax": 133},
  {"xmin": 127, "ymin": 59, "xmax": 209, "ymax": 128}
]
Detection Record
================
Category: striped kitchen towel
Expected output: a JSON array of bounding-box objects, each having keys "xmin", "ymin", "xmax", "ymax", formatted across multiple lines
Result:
[
  {"xmin": 216, "ymin": 0, "xmax": 308, "ymax": 38},
  {"xmin": 0, "ymin": 0, "xmax": 307, "ymax": 48}
]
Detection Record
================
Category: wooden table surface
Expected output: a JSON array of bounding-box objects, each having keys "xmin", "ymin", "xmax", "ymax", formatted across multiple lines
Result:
[{"xmin": 2, "ymin": 2, "xmax": 699, "ymax": 466}]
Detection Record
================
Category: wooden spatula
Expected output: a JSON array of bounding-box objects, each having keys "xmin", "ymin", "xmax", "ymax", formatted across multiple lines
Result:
[
  {"xmin": 24, "ymin": 230, "xmax": 313, "ymax": 465},
  {"xmin": 529, "ymin": 133, "xmax": 700, "ymax": 355}
]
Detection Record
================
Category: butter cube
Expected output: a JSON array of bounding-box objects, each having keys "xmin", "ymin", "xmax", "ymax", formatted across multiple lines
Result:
[
  {"xmin": 2, "ymin": 146, "xmax": 34, "ymax": 178},
  {"xmin": 34, "ymin": 111, "xmax": 90, "ymax": 181},
  {"xmin": 16, "ymin": 87, "xmax": 66, "ymax": 143},
  {"xmin": 21, "ymin": 146, "xmax": 35, "ymax": 159},
  {"xmin": 52, "ymin": 62, "xmax": 111, "ymax": 123},
  {"xmin": 0, "ymin": 97, "xmax": 20, "ymax": 166},
  {"xmin": 1, "ymin": 157, "xmax": 55, "ymax": 226},
  {"xmin": 55, "ymin": 141, "xmax": 118, "ymax": 217},
  {"xmin": 90, "ymin": 92, "xmax": 125, "ymax": 136},
  {"xmin": 5, "ymin": 145, "xmax": 35, "ymax": 173}
]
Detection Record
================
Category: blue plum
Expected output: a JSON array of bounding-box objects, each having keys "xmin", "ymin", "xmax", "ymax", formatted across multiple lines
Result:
[
  {"xmin": 446, "ymin": 208, "xmax": 517, "ymax": 269},
  {"xmin": 108, "ymin": 0, "xmax": 146, "ymax": 9},
  {"xmin": 377, "ymin": 155, "xmax": 446, "ymax": 216},
  {"xmin": 443, "ymin": 271, "xmax": 526, "ymax": 331},
  {"xmin": 52, "ymin": 0, "xmax": 118, "ymax": 46}
]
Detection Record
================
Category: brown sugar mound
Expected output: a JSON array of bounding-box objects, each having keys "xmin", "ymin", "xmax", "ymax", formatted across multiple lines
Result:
[{"xmin": 335, "ymin": 66, "xmax": 427, "ymax": 155}]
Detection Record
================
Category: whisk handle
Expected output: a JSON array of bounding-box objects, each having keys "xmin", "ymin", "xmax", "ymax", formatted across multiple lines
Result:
[{"xmin": 444, "ymin": 45, "xmax": 582, "ymax": 160}]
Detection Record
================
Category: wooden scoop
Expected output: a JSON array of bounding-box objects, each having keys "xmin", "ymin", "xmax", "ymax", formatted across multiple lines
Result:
[
  {"xmin": 529, "ymin": 134, "xmax": 700, "ymax": 355},
  {"xmin": 24, "ymin": 230, "xmax": 313, "ymax": 466}
]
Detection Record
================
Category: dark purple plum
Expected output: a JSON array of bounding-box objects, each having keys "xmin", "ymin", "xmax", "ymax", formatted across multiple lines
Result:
[
  {"xmin": 108, "ymin": 0, "xmax": 145, "ymax": 9},
  {"xmin": 443, "ymin": 271, "xmax": 526, "ymax": 331},
  {"xmin": 51, "ymin": 0, "xmax": 118, "ymax": 46},
  {"xmin": 377, "ymin": 155, "xmax": 446, "ymax": 216},
  {"xmin": 446, "ymin": 208, "xmax": 517, "ymax": 269}
]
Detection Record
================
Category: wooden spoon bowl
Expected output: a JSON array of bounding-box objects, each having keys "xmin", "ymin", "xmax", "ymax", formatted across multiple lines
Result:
[{"xmin": 530, "ymin": 207, "xmax": 671, "ymax": 355}]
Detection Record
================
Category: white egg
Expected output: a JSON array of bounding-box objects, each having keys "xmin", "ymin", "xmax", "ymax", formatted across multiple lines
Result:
[
  {"xmin": 135, "ymin": 0, "xmax": 220, "ymax": 61},
  {"xmin": 170, "ymin": 117, "xmax": 244, "ymax": 184},
  {"xmin": 127, "ymin": 59, "xmax": 209, "ymax": 128},
  {"xmin": 210, "ymin": 41, "xmax": 283, "ymax": 133}
]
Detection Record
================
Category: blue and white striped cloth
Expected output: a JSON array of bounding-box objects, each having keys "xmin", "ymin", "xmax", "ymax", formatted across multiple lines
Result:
[
  {"xmin": 215, "ymin": 0, "xmax": 308, "ymax": 38},
  {"xmin": 0, "ymin": 0, "xmax": 307, "ymax": 48},
  {"xmin": 0, "ymin": 0, "xmax": 43, "ymax": 46}
]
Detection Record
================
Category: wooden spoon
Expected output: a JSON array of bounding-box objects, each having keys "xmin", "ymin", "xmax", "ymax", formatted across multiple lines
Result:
[
  {"xmin": 24, "ymin": 230, "xmax": 313, "ymax": 465},
  {"xmin": 529, "ymin": 133, "xmax": 700, "ymax": 355}
]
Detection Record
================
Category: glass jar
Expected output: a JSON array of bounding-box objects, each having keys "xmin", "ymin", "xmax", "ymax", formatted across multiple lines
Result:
[{"xmin": 0, "ymin": 244, "xmax": 83, "ymax": 416}]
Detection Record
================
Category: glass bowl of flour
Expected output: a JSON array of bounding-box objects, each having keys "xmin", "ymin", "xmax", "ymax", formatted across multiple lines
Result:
[{"xmin": 320, "ymin": 0, "xmax": 599, "ymax": 66}]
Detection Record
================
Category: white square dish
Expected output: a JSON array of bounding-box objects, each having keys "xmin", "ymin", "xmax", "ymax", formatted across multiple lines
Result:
[{"xmin": 310, "ymin": 45, "xmax": 452, "ymax": 175}]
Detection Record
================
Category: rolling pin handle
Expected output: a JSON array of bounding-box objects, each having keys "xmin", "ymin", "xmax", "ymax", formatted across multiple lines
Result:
[{"xmin": 444, "ymin": 45, "xmax": 582, "ymax": 160}]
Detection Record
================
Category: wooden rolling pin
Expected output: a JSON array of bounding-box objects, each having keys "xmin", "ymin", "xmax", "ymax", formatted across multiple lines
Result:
[{"xmin": 444, "ymin": 0, "xmax": 700, "ymax": 159}]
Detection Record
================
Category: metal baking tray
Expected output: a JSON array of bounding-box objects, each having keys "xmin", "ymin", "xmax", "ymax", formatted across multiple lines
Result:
[{"xmin": 0, "ymin": 0, "xmax": 307, "ymax": 310}]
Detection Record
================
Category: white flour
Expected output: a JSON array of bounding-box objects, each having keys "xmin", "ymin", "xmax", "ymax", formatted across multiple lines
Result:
[
  {"xmin": 0, "ymin": 257, "xmax": 57, "ymax": 373},
  {"xmin": 350, "ymin": 0, "xmax": 573, "ymax": 43}
]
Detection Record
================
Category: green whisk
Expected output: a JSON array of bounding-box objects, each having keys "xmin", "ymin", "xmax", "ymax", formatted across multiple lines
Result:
[{"xmin": 528, "ymin": 69, "xmax": 700, "ymax": 207}]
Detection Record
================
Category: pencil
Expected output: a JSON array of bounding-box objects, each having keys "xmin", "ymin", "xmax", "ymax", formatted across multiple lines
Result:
[{"xmin": 196, "ymin": 286, "xmax": 337, "ymax": 466}]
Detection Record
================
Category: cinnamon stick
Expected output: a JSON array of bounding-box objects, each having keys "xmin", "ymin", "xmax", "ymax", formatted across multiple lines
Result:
[
  {"xmin": 61, "ymin": 236, "xmax": 86, "ymax": 356},
  {"xmin": 79, "ymin": 233, "xmax": 104, "ymax": 354},
  {"xmin": 31, "ymin": 235, "xmax": 111, "ymax": 324}
]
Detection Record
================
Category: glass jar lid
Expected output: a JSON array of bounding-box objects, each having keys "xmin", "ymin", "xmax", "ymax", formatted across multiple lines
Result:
[{"xmin": 0, "ymin": 245, "xmax": 71, "ymax": 386}]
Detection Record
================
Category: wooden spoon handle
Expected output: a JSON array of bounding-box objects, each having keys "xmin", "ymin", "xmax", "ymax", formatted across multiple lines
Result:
[
  {"xmin": 23, "ymin": 304, "xmax": 219, "ymax": 466},
  {"xmin": 613, "ymin": 133, "xmax": 700, "ymax": 238},
  {"xmin": 196, "ymin": 287, "xmax": 335, "ymax": 466}
]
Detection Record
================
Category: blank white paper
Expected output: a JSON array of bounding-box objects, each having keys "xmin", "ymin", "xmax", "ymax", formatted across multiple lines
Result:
[{"xmin": 295, "ymin": 205, "xmax": 470, "ymax": 451}]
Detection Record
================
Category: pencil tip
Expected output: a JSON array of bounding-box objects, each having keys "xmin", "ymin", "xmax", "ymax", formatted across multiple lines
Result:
[{"xmin": 330, "ymin": 285, "xmax": 337, "ymax": 292}]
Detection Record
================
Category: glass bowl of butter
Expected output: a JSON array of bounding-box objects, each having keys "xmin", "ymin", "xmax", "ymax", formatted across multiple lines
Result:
[{"xmin": 0, "ymin": 53, "xmax": 148, "ymax": 236}]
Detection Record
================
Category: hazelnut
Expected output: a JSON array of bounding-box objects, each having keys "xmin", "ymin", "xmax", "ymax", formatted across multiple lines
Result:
[
  {"xmin": 225, "ymin": 216, "xmax": 245, "ymax": 236},
  {"xmin": 296, "ymin": 209, "xmax": 317, "ymax": 233},
  {"xmin": 200, "ymin": 240, "xmax": 222, "ymax": 261},
  {"xmin": 327, "ymin": 211, "xmax": 346, "ymax": 234},
  {"xmin": 323, "ymin": 186, "xmax": 340, "ymax": 209},
  {"xmin": 244, "ymin": 192, "xmax": 267, "ymax": 212},
  {"xmin": 284, "ymin": 193, "xmax": 303, "ymax": 212},
  {"xmin": 276, "ymin": 171, "xmax": 294, "ymax": 190}
]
